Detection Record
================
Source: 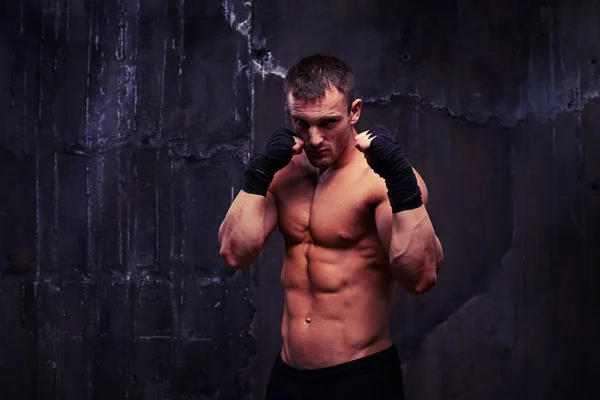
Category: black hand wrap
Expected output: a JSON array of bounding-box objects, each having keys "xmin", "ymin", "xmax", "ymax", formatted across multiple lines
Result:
[
  {"xmin": 242, "ymin": 128, "xmax": 297, "ymax": 196},
  {"xmin": 367, "ymin": 125, "xmax": 423, "ymax": 213}
]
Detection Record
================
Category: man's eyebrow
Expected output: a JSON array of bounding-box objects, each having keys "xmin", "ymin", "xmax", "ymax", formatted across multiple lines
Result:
[{"xmin": 291, "ymin": 114, "xmax": 341, "ymax": 120}]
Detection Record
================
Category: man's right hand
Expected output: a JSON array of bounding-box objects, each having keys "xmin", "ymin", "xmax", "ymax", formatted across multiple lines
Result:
[
  {"xmin": 242, "ymin": 128, "xmax": 304, "ymax": 196},
  {"xmin": 290, "ymin": 135, "xmax": 305, "ymax": 155}
]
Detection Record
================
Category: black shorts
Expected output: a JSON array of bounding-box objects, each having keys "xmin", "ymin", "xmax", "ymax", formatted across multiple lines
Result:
[{"xmin": 265, "ymin": 345, "xmax": 405, "ymax": 400}]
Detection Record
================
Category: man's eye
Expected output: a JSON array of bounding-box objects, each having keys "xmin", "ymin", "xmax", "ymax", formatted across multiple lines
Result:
[
  {"xmin": 296, "ymin": 120, "xmax": 309, "ymax": 129},
  {"xmin": 324, "ymin": 119, "xmax": 338, "ymax": 127}
]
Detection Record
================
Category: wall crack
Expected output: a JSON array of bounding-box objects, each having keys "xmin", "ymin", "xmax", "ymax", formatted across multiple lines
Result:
[
  {"xmin": 221, "ymin": 0, "xmax": 288, "ymax": 80},
  {"xmin": 362, "ymin": 89, "xmax": 600, "ymax": 128}
]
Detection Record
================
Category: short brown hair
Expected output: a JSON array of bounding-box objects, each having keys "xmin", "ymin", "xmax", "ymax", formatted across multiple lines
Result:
[{"xmin": 284, "ymin": 54, "xmax": 355, "ymax": 111}]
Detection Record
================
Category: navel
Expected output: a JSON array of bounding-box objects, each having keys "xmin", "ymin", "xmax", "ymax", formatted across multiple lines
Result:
[{"xmin": 305, "ymin": 316, "xmax": 311, "ymax": 323}]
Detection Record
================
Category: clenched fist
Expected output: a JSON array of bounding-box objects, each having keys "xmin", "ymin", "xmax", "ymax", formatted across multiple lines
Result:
[{"xmin": 356, "ymin": 126, "xmax": 422, "ymax": 213}]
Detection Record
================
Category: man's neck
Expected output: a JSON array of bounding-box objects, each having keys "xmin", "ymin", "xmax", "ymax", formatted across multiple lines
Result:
[{"xmin": 327, "ymin": 128, "xmax": 362, "ymax": 172}]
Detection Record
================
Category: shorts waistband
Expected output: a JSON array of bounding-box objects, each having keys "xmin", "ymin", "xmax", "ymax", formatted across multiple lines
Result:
[{"xmin": 274, "ymin": 345, "xmax": 398, "ymax": 382}]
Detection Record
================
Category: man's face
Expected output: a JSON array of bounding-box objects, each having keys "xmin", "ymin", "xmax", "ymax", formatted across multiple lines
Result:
[{"xmin": 287, "ymin": 88, "xmax": 361, "ymax": 169}]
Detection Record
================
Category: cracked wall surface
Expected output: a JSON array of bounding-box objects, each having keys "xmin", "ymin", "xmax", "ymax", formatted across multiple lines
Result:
[
  {"xmin": 1, "ymin": 0, "xmax": 599, "ymax": 399},
  {"xmin": 0, "ymin": 0, "xmax": 255, "ymax": 399}
]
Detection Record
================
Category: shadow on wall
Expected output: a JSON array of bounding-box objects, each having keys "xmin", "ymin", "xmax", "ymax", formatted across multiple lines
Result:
[{"xmin": 356, "ymin": 96, "xmax": 513, "ymax": 363}]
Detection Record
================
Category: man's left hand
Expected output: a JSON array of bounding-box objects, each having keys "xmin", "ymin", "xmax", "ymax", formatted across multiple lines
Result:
[
  {"xmin": 355, "ymin": 129, "xmax": 376, "ymax": 154},
  {"xmin": 355, "ymin": 125, "xmax": 423, "ymax": 213}
]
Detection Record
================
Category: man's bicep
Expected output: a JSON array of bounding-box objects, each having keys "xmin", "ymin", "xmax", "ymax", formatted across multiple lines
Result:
[
  {"xmin": 374, "ymin": 198, "xmax": 393, "ymax": 256},
  {"xmin": 263, "ymin": 187, "xmax": 279, "ymax": 242}
]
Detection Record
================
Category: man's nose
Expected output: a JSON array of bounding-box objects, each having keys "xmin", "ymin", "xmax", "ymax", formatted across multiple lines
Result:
[{"xmin": 309, "ymin": 127, "xmax": 324, "ymax": 147}]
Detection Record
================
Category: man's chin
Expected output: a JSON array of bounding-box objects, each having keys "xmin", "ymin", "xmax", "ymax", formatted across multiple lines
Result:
[{"xmin": 307, "ymin": 156, "xmax": 331, "ymax": 169}]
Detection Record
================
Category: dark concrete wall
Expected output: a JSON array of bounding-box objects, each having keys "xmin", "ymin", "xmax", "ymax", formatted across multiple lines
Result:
[{"xmin": 0, "ymin": 0, "xmax": 598, "ymax": 399}]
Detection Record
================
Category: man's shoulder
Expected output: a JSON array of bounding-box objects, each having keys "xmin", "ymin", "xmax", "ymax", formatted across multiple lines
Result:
[
  {"xmin": 269, "ymin": 154, "xmax": 316, "ymax": 195},
  {"xmin": 355, "ymin": 161, "xmax": 430, "ymax": 208},
  {"xmin": 362, "ymin": 164, "xmax": 429, "ymax": 208},
  {"xmin": 355, "ymin": 160, "xmax": 389, "ymax": 206}
]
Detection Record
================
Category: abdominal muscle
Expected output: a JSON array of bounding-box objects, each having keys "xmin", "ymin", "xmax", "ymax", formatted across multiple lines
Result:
[{"xmin": 279, "ymin": 242, "xmax": 396, "ymax": 369}]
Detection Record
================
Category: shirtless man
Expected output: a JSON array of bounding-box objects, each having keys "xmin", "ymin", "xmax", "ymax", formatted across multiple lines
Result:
[{"xmin": 218, "ymin": 54, "xmax": 443, "ymax": 399}]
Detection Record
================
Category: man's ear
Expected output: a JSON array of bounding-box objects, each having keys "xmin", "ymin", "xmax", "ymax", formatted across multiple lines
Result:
[{"xmin": 349, "ymin": 99, "xmax": 362, "ymax": 125}]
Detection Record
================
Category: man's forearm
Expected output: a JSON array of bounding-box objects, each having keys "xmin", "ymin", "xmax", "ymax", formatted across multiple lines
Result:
[
  {"xmin": 219, "ymin": 127, "xmax": 298, "ymax": 269},
  {"xmin": 388, "ymin": 207, "xmax": 442, "ymax": 294},
  {"xmin": 356, "ymin": 125, "xmax": 442, "ymax": 293},
  {"xmin": 218, "ymin": 191, "xmax": 268, "ymax": 270}
]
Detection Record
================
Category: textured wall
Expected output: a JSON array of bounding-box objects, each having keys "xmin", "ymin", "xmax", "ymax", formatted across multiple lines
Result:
[
  {"xmin": 0, "ymin": 0, "xmax": 255, "ymax": 398},
  {"xmin": 1, "ymin": 0, "xmax": 599, "ymax": 399}
]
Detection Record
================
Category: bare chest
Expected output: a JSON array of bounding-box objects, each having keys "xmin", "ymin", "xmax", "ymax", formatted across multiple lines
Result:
[{"xmin": 275, "ymin": 169, "xmax": 378, "ymax": 248}]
